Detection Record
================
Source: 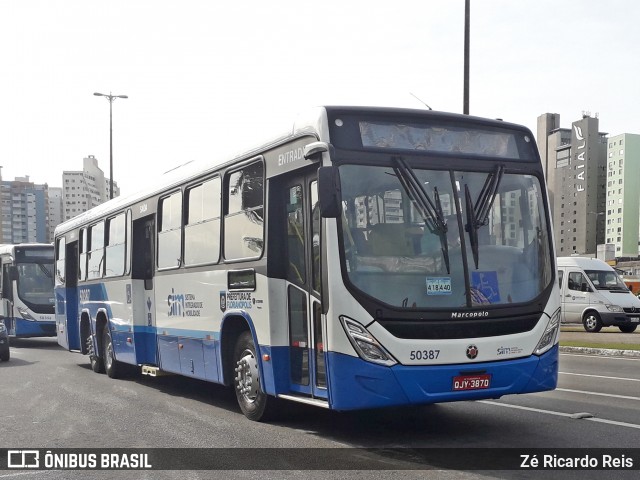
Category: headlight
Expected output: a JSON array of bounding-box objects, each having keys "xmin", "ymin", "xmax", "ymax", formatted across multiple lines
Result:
[
  {"xmin": 605, "ymin": 304, "xmax": 624, "ymax": 313},
  {"xmin": 340, "ymin": 316, "xmax": 397, "ymax": 367},
  {"xmin": 17, "ymin": 307, "xmax": 37, "ymax": 321},
  {"xmin": 534, "ymin": 308, "xmax": 560, "ymax": 356}
]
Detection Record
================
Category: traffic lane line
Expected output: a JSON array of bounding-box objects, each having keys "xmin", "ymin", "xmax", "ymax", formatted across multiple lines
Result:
[
  {"xmin": 479, "ymin": 400, "xmax": 640, "ymax": 430},
  {"xmin": 560, "ymin": 371, "xmax": 640, "ymax": 383}
]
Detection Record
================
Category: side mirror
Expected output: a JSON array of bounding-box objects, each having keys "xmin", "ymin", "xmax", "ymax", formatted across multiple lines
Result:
[{"xmin": 318, "ymin": 167, "xmax": 342, "ymax": 218}]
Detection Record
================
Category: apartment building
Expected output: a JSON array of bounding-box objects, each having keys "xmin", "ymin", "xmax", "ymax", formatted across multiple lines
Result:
[
  {"xmin": 62, "ymin": 155, "xmax": 119, "ymax": 221},
  {"xmin": 605, "ymin": 133, "xmax": 640, "ymax": 256}
]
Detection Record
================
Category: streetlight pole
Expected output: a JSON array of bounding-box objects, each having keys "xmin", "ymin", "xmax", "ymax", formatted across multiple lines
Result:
[
  {"xmin": 463, "ymin": 0, "xmax": 470, "ymax": 115},
  {"xmin": 94, "ymin": 92, "xmax": 128, "ymax": 199}
]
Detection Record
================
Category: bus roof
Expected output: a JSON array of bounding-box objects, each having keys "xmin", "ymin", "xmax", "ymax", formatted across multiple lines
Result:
[{"xmin": 54, "ymin": 106, "xmax": 534, "ymax": 238}]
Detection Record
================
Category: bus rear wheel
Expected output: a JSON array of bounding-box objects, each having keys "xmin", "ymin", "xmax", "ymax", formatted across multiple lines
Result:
[
  {"xmin": 87, "ymin": 332, "xmax": 105, "ymax": 373},
  {"xmin": 233, "ymin": 331, "xmax": 274, "ymax": 422},
  {"xmin": 582, "ymin": 312, "xmax": 603, "ymax": 333},
  {"xmin": 619, "ymin": 324, "xmax": 637, "ymax": 333},
  {"xmin": 103, "ymin": 323, "xmax": 123, "ymax": 379}
]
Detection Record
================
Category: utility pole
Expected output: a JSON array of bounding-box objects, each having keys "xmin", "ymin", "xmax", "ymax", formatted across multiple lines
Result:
[{"xmin": 463, "ymin": 0, "xmax": 470, "ymax": 115}]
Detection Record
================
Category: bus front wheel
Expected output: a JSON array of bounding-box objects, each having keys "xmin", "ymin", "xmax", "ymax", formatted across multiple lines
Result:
[{"xmin": 233, "ymin": 331, "xmax": 274, "ymax": 422}]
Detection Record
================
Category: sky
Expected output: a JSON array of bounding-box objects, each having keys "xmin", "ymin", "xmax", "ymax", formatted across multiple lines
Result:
[{"xmin": 2, "ymin": 0, "xmax": 640, "ymax": 197}]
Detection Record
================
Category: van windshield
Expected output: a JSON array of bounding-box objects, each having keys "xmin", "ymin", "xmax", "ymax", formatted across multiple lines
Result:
[{"xmin": 585, "ymin": 269, "xmax": 629, "ymax": 292}]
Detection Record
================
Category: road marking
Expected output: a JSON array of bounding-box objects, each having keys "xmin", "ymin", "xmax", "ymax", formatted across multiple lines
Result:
[
  {"xmin": 480, "ymin": 401, "xmax": 573, "ymax": 418},
  {"xmin": 556, "ymin": 388, "xmax": 640, "ymax": 402},
  {"xmin": 560, "ymin": 352, "xmax": 640, "ymax": 362},
  {"xmin": 0, "ymin": 473, "xmax": 53, "ymax": 478},
  {"xmin": 480, "ymin": 400, "xmax": 640, "ymax": 430},
  {"xmin": 560, "ymin": 371, "xmax": 640, "ymax": 382}
]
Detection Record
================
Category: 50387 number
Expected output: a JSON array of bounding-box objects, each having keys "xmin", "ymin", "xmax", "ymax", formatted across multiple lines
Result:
[{"xmin": 409, "ymin": 349, "xmax": 440, "ymax": 361}]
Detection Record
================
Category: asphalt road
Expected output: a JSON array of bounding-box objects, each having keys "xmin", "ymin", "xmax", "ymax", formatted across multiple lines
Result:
[{"xmin": 1, "ymin": 338, "xmax": 639, "ymax": 479}]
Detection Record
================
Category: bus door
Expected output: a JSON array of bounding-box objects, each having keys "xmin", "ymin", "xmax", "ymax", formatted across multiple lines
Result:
[
  {"xmin": 285, "ymin": 174, "xmax": 327, "ymax": 399},
  {"xmin": 131, "ymin": 216, "xmax": 158, "ymax": 365},
  {"xmin": 1, "ymin": 258, "xmax": 14, "ymax": 335},
  {"xmin": 60, "ymin": 240, "xmax": 80, "ymax": 350}
]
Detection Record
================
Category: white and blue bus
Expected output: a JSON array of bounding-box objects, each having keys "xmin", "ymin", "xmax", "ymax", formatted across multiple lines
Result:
[
  {"xmin": 55, "ymin": 106, "xmax": 559, "ymax": 421},
  {"xmin": 1, "ymin": 243, "xmax": 56, "ymax": 338}
]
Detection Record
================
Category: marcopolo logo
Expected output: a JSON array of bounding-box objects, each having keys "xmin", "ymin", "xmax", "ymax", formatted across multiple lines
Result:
[{"xmin": 451, "ymin": 311, "xmax": 489, "ymax": 319}]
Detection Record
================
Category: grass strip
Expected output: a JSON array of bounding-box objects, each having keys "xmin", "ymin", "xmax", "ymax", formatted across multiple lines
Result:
[{"xmin": 559, "ymin": 340, "xmax": 640, "ymax": 351}]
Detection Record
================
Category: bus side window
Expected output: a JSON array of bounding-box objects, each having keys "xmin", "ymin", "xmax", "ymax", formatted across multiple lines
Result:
[
  {"xmin": 56, "ymin": 237, "xmax": 66, "ymax": 283},
  {"xmin": 184, "ymin": 178, "xmax": 221, "ymax": 265},
  {"xmin": 87, "ymin": 222, "xmax": 105, "ymax": 279},
  {"xmin": 158, "ymin": 191, "xmax": 183, "ymax": 269},
  {"xmin": 224, "ymin": 161, "xmax": 264, "ymax": 260}
]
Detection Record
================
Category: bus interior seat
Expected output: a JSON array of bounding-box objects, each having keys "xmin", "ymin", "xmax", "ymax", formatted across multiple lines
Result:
[{"xmin": 367, "ymin": 223, "xmax": 413, "ymax": 256}]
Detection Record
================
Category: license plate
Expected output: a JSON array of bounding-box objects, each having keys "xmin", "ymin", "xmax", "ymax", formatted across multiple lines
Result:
[{"xmin": 452, "ymin": 374, "xmax": 491, "ymax": 391}]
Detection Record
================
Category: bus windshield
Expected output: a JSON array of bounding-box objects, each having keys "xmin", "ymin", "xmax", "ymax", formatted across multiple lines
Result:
[
  {"xmin": 16, "ymin": 261, "xmax": 55, "ymax": 311},
  {"xmin": 339, "ymin": 162, "xmax": 553, "ymax": 309}
]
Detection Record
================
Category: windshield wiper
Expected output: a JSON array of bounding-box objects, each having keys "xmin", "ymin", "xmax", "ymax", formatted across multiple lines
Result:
[
  {"xmin": 464, "ymin": 165, "xmax": 505, "ymax": 269},
  {"xmin": 38, "ymin": 263, "xmax": 53, "ymax": 279},
  {"xmin": 393, "ymin": 158, "xmax": 450, "ymax": 274}
]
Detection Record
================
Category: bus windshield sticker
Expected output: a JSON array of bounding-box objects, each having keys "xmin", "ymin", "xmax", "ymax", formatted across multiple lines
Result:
[
  {"xmin": 426, "ymin": 277, "xmax": 452, "ymax": 296},
  {"xmin": 470, "ymin": 271, "xmax": 500, "ymax": 303}
]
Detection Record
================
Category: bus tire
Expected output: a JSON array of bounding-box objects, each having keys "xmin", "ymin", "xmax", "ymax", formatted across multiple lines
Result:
[
  {"xmin": 233, "ymin": 331, "xmax": 274, "ymax": 422},
  {"xmin": 88, "ymin": 332, "xmax": 105, "ymax": 373},
  {"xmin": 619, "ymin": 324, "xmax": 637, "ymax": 333},
  {"xmin": 582, "ymin": 312, "xmax": 603, "ymax": 333},
  {"xmin": 0, "ymin": 345, "xmax": 9, "ymax": 362},
  {"xmin": 103, "ymin": 323, "xmax": 122, "ymax": 379}
]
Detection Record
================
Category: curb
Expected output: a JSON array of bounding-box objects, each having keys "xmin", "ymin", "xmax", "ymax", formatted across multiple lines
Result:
[{"xmin": 559, "ymin": 345, "xmax": 640, "ymax": 358}]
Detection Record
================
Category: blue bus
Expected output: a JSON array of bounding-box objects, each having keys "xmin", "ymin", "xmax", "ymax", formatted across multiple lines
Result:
[
  {"xmin": 1, "ymin": 243, "xmax": 56, "ymax": 338},
  {"xmin": 55, "ymin": 106, "xmax": 560, "ymax": 421}
]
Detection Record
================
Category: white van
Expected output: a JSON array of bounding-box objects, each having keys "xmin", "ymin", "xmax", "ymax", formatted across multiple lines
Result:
[{"xmin": 557, "ymin": 256, "xmax": 640, "ymax": 333}]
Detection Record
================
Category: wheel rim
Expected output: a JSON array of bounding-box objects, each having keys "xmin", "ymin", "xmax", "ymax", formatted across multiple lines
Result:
[
  {"xmin": 585, "ymin": 315, "xmax": 597, "ymax": 330},
  {"xmin": 235, "ymin": 349, "xmax": 259, "ymax": 403},
  {"xmin": 104, "ymin": 335, "xmax": 113, "ymax": 370}
]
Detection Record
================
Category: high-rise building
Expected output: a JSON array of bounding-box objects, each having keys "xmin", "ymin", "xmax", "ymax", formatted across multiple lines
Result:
[
  {"xmin": 48, "ymin": 186, "xmax": 63, "ymax": 242},
  {"xmin": 605, "ymin": 133, "xmax": 640, "ymax": 256},
  {"xmin": 537, "ymin": 113, "xmax": 607, "ymax": 256},
  {"xmin": 0, "ymin": 172, "xmax": 50, "ymax": 244},
  {"xmin": 62, "ymin": 155, "xmax": 119, "ymax": 221}
]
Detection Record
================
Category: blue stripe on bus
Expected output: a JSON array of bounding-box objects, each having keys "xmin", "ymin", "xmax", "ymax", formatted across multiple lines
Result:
[
  {"xmin": 325, "ymin": 345, "xmax": 559, "ymax": 411},
  {"xmin": 10, "ymin": 318, "xmax": 56, "ymax": 338}
]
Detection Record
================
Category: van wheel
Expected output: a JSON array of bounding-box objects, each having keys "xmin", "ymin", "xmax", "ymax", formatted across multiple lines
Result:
[
  {"xmin": 583, "ymin": 312, "xmax": 603, "ymax": 333},
  {"xmin": 619, "ymin": 324, "xmax": 637, "ymax": 333}
]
